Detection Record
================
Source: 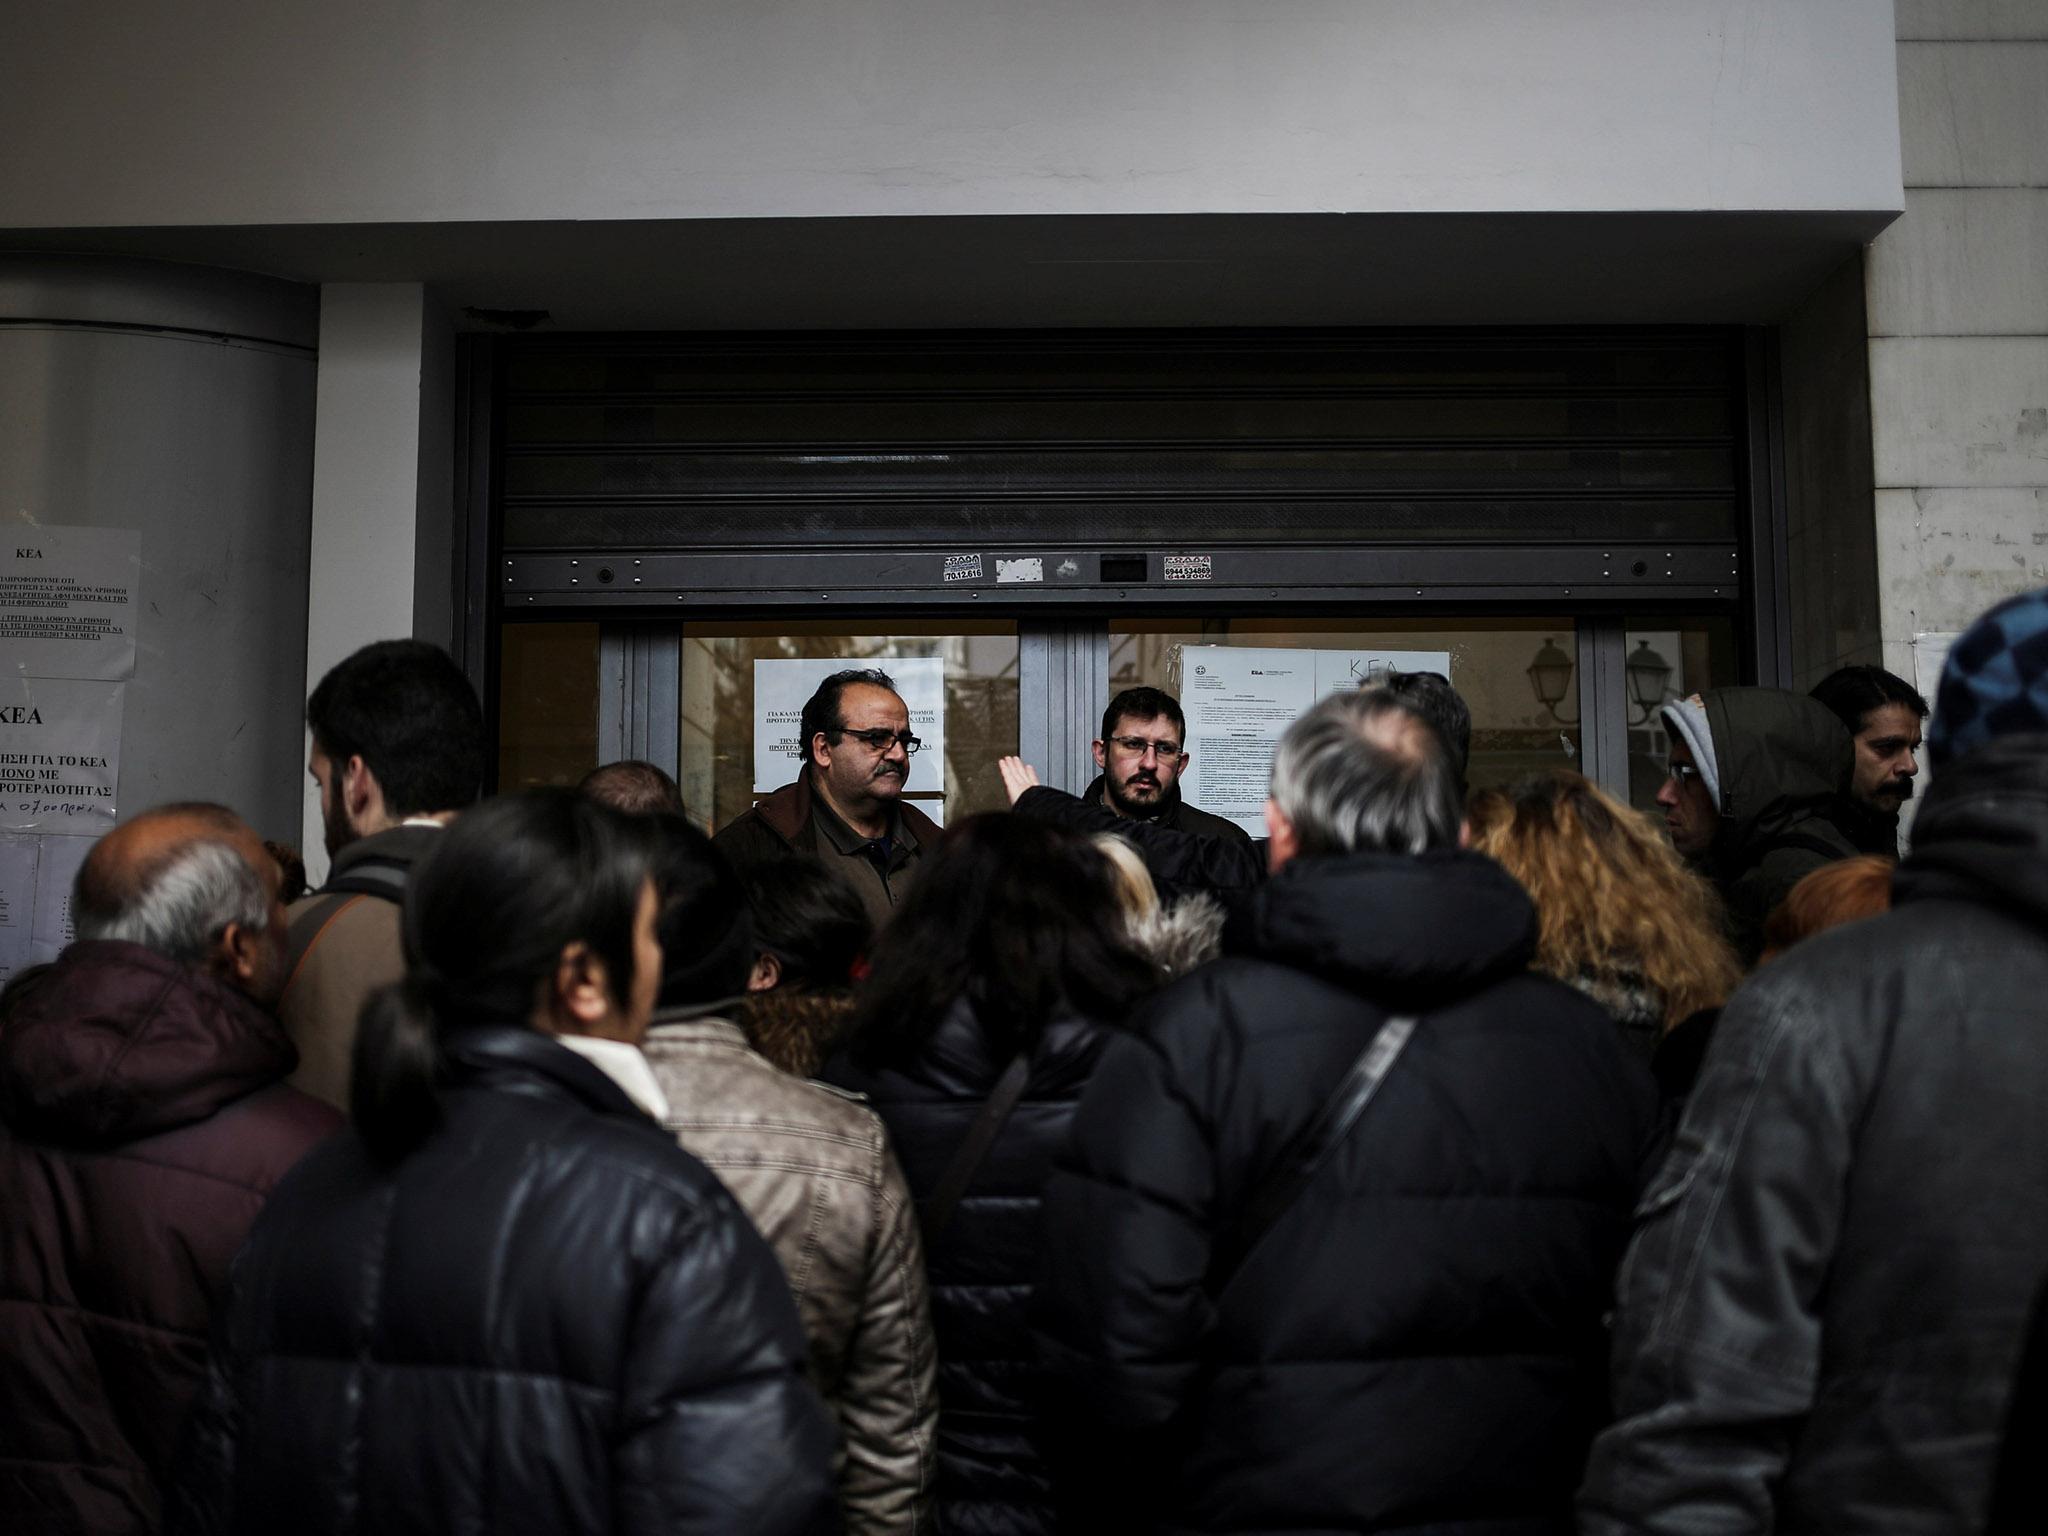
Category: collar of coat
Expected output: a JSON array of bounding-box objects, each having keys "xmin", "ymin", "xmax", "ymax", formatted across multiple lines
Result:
[
  {"xmin": 439, "ymin": 1025, "xmax": 666, "ymax": 1127},
  {"xmin": 750, "ymin": 769, "xmax": 942, "ymax": 852}
]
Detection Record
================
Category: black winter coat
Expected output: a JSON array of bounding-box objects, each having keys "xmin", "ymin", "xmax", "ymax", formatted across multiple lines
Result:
[
  {"xmin": 826, "ymin": 1002, "xmax": 1113, "ymax": 1536},
  {"xmin": 1582, "ymin": 734, "xmax": 2048, "ymax": 1535},
  {"xmin": 167, "ymin": 1025, "xmax": 839, "ymax": 1536},
  {"xmin": 1034, "ymin": 851, "xmax": 1663, "ymax": 1535}
]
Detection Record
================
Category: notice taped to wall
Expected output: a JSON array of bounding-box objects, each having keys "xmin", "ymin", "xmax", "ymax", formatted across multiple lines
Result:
[
  {"xmin": 1176, "ymin": 645, "xmax": 1451, "ymax": 833},
  {"xmin": 752, "ymin": 657, "xmax": 946, "ymax": 795},
  {"xmin": 1, "ymin": 676, "xmax": 124, "ymax": 835},
  {"xmin": 0, "ymin": 525, "xmax": 137, "ymax": 979},
  {"xmin": 2, "ymin": 526, "xmax": 140, "ymax": 681}
]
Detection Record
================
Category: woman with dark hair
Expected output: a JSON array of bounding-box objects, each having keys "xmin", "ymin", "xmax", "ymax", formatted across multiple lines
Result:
[
  {"xmin": 735, "ymin": 857, "xmax": 875, "ymax": 1077},
  {"xmin": 169, "ymin": 791, "xmax": 837, "ymax": 1536},
  {"xmin": 824, "ymin": 814, "xmax": 1160, "ymax": 1536}
]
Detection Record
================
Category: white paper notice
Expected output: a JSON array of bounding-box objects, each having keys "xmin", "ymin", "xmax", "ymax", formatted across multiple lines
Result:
[
  {"xmin": 0, "ymin": 835, "xmax": 35, "ymax": 979},
  {"xmin": 1177, "ymin": 646, "xmax": 1452, "ymax": 833},
  {"xmin": 1, "ymin": 676, "xmax": 124, "ymax": 834},
  {"xmin": 752, "ymin": 658, "xmax": 946, "ymax": 794},
  {"xmin": 30, "ymin": 834, "xmax": 93, "ymax": 961},
  {"xmin": 2, "ymin": 527, "xmax": 141, "ymax": 681}
]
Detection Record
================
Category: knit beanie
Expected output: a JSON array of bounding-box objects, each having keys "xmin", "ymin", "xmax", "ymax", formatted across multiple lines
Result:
[
  {"xmin": 1658, "ymin": 694, "xmax": 1722, "ymax": 810},
  {"xmin": 1929, "ymin": 586, "xmax": 2048, "ymax": 767}
]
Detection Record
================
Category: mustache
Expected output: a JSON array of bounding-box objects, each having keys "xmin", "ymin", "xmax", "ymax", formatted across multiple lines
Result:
[
  {"xmin": 1891, "ymin": 778, "xmax": 1914, "ymax": 802},
  {"xmin": 871, "ymin": 761, "xmax": 906, "ymax": 780}
]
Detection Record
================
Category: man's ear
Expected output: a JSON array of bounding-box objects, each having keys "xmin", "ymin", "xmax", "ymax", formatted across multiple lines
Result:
[
  {"xmin": 342, "ymin": 754, "xmax": 380, "ymax": 819},
  {"xmin": 547, "ymin": 941, "xmax": 614, "ymax": 1033},
  {"xmin": 810, "ymin": 734, "xmax": 833, "ymax": 775},
  {"xmin": 1263, "ymin": 798, "xmax": 1299, "ymax": 873},
  {"xmin": 1091, "ymin": 738, "xmax": 1108, "ymax": 772},
  {"xmin": 1458, "ymin": 817, "xmax": 1472, "ymax": 849},
  {"xmin": 746, "ymin": 952, "xmax": 782, "ymax": 993},
  {"xmin": 215, "ymin": 920, "xmax": 266, "ymax": 987}
]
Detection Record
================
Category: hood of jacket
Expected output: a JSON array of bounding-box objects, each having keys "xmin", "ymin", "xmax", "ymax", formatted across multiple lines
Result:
[
  {"xmin": 0, "ymin": 939, "xmax": 297, "ymax": 1145},
  {"xmin": 1701, "ymin": 687, "xmax": 1858, "ymax": 865},
  {"xmin": 1224, "ymin": 848, "xmax": 1538, "ymax": 1002},
  {"xmin": 1894, "ymin": 732, "xmax": 2048, "ymax": 933}
]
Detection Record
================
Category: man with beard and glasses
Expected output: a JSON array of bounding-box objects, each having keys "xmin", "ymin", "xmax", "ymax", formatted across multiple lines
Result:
[
  {"xmin": 1809, "ymin": 664, "xmax": 1928, "ymax": 855},
  {"xmin": 715, "ymin": 667, "xmax": 941, "ymax": 929},
  {"xmin": 277, "ymin": 640, "xmax": 485, "ymax": 1109},
  {"xmin": 1085, "ymin": 686, "xmax": 1250, "ymax": 847}
]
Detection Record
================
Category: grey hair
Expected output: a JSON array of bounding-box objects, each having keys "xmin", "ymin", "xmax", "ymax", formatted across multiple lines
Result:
[
  {"xmin": 74, "ymin": 837, "xmax": 273, "ymax": 964},
  {"xmin": 1269, "ymin": 690, "xmax": 1464, "ymax": 857}
]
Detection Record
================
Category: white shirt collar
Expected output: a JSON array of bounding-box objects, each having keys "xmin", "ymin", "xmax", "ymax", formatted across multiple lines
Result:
[{"xmin": 551, "ymin": 1034, "xmax": 671, "ymax": 1122}]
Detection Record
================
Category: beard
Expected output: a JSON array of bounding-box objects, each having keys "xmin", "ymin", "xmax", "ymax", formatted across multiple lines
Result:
[
  {"xmin": 1103, "ymin": 769, "xmax": 1169, "ymax": 819},
  {"xmin": 321, "ymin": 790, "xmax": 359, "ymax": 859}
]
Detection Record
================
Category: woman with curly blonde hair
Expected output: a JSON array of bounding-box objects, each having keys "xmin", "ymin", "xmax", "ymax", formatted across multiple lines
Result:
[{"xmin": 1466, "ymin": 768, "xmax": 1742, "ymax": 1060}]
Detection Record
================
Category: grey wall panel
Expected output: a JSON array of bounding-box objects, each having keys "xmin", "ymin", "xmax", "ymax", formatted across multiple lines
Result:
[{"xmin": 0, "ymin": 266, "xmax": 316, "ymax": 844}]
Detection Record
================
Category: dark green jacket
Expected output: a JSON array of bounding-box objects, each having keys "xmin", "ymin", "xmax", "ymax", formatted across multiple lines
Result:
[{"xmin": 1698, "ymin": 687, "xmax": 1859, "ymax": 962}]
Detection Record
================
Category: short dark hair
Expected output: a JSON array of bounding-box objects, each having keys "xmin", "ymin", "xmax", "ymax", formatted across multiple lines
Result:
[
  {"xmin": 1101, "ymin": 686, "xmax": 1186, "ymax": 745},
  {"xmin": 579, "ymin": 759, "xmax": 684, "ymax": 817},
  {"xmin": 797, "ymin": 668, "xmax": 899, "ymax": 770},
  {"xmin": 742, "ymin": 858, "xmax": 873, "ymax": 989},
  {"xmin": 1810, "ymin": 665, "xmax": 1928, "ymax": 736},
  {"xmin": 1366, "ymin": 670, "xmax": 1471, "ymax": 786},
  {"xmin": 643, "ymin": 814, "xmax": 753, "ymax": 1008},
  {"xmin": 306, "ymin": 640, "xmax": 484, "ymax": 817}
]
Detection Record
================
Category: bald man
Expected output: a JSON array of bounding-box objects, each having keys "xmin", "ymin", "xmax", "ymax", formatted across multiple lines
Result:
[{"xmin": 0, "ymin": 804, "xmax": 339, "ymax": 1536}]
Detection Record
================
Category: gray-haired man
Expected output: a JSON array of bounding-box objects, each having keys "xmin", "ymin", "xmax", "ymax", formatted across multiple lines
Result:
[
  {"xmin": 0, "ymin": 804, "xmax": 338, "ymax": 1532},
  {"xmin": 1033, "ymin": 691, "xmax": 1659, "ymax": 1532}
]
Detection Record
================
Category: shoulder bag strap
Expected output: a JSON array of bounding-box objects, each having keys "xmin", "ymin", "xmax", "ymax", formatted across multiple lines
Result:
[
  {"xmin": 919, "ymin": 1052, "xmax": 1032, "ymax": 1244},
  {"xmin": 282, "ymin": 892, "xmax": 359, "ymax": 985},
  {"xmin": 319, "ymin": 856, "xmax": 411, "ymax": 902},
  {"xmin": 1209, "ymin": 1013, "xmax": 1419, "ymax": 1294}
]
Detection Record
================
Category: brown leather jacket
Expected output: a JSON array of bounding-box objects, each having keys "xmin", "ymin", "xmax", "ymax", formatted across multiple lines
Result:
[
  {"xmin": 712, "ymin": 773, "xmax": 942, "ymax": 930},
  {"xmin": 643, "ymin": 1013, "xmax": 938, "ymax": 1535}
]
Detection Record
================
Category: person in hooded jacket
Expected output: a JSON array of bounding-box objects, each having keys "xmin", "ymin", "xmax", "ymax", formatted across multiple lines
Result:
[
  {"xmin": 823, "ymin": 815, "xmax": 1160, "ymax": 1536},
  {"xmin": 166, "ymin": 790, "xmax": 838, "ymax": 1536},
  {"xmin": 1034, "ymin": 690, "xmax": 1662, "ymax": 1536},
  {"xmin": 1581, "ymin": 586, "xmax": 2048, "ymax": 1536},
  {"xmin": 1654, "ymin": 686, "xmax": 1861, "ymax": 963},
  {"xmin": 0, "ymin": 804, "xmax": 339, "ymax": 1536}
]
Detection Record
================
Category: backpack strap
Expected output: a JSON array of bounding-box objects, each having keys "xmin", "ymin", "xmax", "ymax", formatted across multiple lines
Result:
[
  {"xmin": 1208, "ymin": 1013, "xmax": 1419, "ymax": 1296},
  {"xmin": 282, "ymin": 893, "xmax": 360, "ymax": 989},
  {"xmin": 919, "ymin": 1053, "xmax": 1032, "ymax": 1245},
  {"xmin": 280, "ymin": 857, "xmax": 410, "ymax": 991}
]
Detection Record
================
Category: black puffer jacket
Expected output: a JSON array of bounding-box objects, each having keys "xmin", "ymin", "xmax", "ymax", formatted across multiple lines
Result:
[
  {"xmin": 168, "ymin": 1025, "xmax": 839, "ymax": 1536},
  {"xmin": 1581, "ymin": 734, "xmax": 2048, "ymax": 1535},
  {"xmin": 826, "ymin": 1002, "xmax": 1112, "ymax": 1536},
  {"xmin": 1035, "ymin": 851, "xmax": 1662, "ymax": 1535}
]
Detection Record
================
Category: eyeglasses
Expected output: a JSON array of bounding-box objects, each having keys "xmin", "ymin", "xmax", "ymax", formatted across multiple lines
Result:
[
  {"xmin": 1665, "ymin": 762, "xmax": 1703, "ymax": 786},
  {"xmin": 831, "ymin": 727, "xmax": 923, "ymax": 755},
  {"xmin": 1106, "ymin": 735, "xmax": 1184, "ymax": 760}
]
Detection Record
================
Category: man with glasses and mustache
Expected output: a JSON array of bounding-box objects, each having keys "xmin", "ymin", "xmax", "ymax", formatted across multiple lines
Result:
[
  {"xmin": 1086, "ymin": 687, "xmax": 1250, "ymax": 846},
  {"xmin": 715, "ymin": 667, "xmax": 941, "ymax": 928}
]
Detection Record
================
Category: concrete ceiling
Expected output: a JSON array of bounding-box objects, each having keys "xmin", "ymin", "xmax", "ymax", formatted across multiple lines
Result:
[{"xmin": 2, "ymin": 209, "xmax": 1891, "ymax": 335}]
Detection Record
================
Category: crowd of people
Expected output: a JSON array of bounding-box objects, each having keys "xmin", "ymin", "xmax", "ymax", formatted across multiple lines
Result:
[{"xmin": 2, "ymin": 584, "xmax": 2045, "ymax": 1536}]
